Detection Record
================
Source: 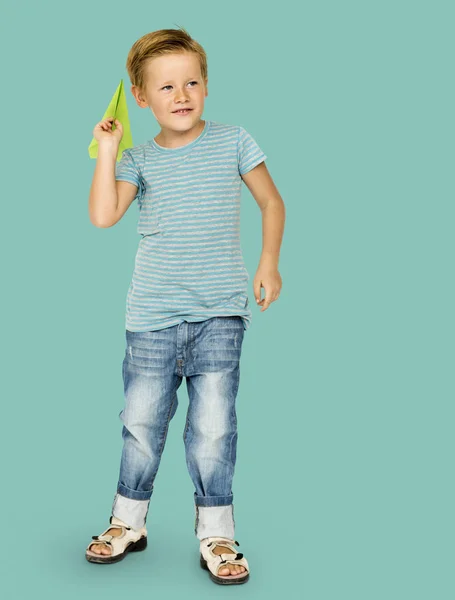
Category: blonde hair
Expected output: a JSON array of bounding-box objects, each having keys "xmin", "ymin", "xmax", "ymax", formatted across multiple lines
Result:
[{"xmin": 126, "ymin": 26, "xmax": 208, "ymax": 95}]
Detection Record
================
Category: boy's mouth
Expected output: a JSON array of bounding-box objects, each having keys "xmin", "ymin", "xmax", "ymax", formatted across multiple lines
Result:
[{"xmin": 173, "ymin": 109, "xmax": 193, "ymax": 114}]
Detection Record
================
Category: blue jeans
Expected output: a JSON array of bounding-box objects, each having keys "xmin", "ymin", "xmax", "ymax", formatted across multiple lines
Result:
[{"xmin": 110, "ymin": 316, "xmax": 245, "ymax": 540}]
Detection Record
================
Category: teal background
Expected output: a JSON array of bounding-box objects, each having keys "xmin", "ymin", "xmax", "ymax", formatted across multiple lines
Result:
[{"xmin": 1, "ymin": 0, "xmax": 453, "ymax": 598}]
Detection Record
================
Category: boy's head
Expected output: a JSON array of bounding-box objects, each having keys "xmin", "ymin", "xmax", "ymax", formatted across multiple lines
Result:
[{"xmin": 126, "ymin": 26, "xmax": 208, "ymax": 132}]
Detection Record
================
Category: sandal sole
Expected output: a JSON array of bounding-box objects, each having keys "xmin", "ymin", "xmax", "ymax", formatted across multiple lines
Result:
[
  {"xmin": 200, "ymin": 554, "xmax": 249, "ymax": 585},
  {"xmin": 86, "ymin": 536, "xmax": 147, "ymax": 564}
]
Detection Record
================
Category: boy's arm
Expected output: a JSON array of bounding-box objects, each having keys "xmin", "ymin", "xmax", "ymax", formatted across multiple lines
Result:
[
  {"xmin": 241, "ymin": 162, "xmax": 285, "ymax": 266},
  {"xmin": 88, "ymin": 144, "xmax": 137, "ymax": 228},
  {"xmin": 111, "ymin": 181, "xmax": 139, "ymax": 226},
  {"xmin": 241, "ymin": 162, "xmax": 282, "ymax": 210},
  {"xmin": 241, "ymin": 162, "xmax": 285, "ymax": 311},
  {"xmin": 88, "ymin": 143, "xmax": 118, "ymax": 227}
]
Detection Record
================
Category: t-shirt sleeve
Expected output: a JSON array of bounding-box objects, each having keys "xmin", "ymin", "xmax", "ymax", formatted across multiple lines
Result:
[
  {"xmin": 115, "ymin": 149, "xmax": 145, "ymax": 204},
  {"xmin": 237, "ymin": 126, "xmax": 267, "ymax": 176}
]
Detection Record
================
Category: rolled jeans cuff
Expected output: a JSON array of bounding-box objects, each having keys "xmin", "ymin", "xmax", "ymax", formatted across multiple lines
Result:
[
  {"xmin": 194, "ymin": 492, "xmax": 233, "ymax": 507},
  {"xmin": 110, "ymin": 493, "xmax": 236, "ymax": 539},
  {"xmin": 111, "ymin": 493, "xmax": 149, "ymax": 530},
  {"xmin": 195, "ymin": 504, "xmax": 235, "ymax": 540}
]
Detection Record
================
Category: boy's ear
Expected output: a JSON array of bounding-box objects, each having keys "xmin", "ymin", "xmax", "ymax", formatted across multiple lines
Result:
[{"xmin": 131, "ymin": 85, "xmax": 148, "ymax": 108}]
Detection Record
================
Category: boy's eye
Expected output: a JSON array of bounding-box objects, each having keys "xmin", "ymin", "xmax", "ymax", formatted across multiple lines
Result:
[{"xmin": 162, "ymin": 81, "xmax": 198, "ymax": 91}]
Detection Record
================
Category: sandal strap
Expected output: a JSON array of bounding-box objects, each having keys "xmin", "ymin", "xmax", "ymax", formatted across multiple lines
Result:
[
  {"xmin": 215, "ymin": 554, "xmax": 249, "ymax": 568},
  {"xmin": 204, "ymin": 536, "xmax": 240, "ymax": 547},
  {"xmin": 94, "ymin": 534, "xmax": 115, "ymax": 542},
  {"xmin": 110, "ymin": 516, "xmax": 132, "ymax": 528},
  {"xmin": 89, "ymin": 538, "xmax": 113, "ymax": 548},
  {"xmin": 91, "ymin": 517, "xmax": 143, "ymax": 540},
  {"xmin": 92, "ymin": 524, "xmax": 127, "ymax": 540},
  {"xmin": 205, "ymin": 552, "xmax": 250, "ymax": 576}
]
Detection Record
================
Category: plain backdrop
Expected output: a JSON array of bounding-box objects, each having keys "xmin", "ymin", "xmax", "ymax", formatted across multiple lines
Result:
[{"xmin": 1, "ymin": 1, "xmax": 453, "ymax": 598}]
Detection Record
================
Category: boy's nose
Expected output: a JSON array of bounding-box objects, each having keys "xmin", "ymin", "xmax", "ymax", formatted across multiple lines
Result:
[{"xmin": 174, "ymin": 90, "xmax": 190, "ymax": 100}]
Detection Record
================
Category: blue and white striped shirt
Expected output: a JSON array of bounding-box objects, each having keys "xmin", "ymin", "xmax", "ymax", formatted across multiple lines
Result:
[{"xmin": 115, "ymin": 120, "xmax": 267, "ymax": 332}]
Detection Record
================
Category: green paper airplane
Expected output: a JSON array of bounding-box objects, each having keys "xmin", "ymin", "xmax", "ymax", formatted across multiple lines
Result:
[{"xmin": 88, "ymin": 79, "xmax": 133, "ymax": 162}]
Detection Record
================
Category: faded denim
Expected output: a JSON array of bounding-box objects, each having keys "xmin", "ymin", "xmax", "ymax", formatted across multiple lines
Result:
[{"xmin": 110, "ymin": 316, "xmax": 245, "ymax": 540}]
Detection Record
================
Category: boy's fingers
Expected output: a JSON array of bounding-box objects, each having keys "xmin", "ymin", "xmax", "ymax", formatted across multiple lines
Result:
[
  {"xmin": 254, "ymin": 282, "xmax": 261, "ymax": 302},
  {"xmin": 262, "ymin": 291, "xmax": 274, "ymax": 309}
]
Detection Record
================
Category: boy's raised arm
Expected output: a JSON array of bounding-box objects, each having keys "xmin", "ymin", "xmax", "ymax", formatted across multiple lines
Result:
[
  {"xmin": 89, "ymin": 142, "xmax": 119, "ymax": 227},
  {"xmin": 89, "ymin": 116, "xmax": 127, "ymax": 228}
]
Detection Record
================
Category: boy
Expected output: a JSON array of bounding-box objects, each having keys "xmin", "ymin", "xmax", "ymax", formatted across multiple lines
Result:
[{"xmin": 86, "ymin": 27, "xmax": 285, "ymax": 585}]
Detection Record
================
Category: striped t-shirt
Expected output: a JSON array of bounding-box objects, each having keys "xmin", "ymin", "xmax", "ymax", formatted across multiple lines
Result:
[{"xmin": 115, "ymin": 119, "xmax": 267, "ymax": 332}]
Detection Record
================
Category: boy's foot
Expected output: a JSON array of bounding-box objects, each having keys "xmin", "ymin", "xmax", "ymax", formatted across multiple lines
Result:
[
  {"xmin": 199, "ymin": 537, "xmax": 250, "ymax": 584},
  {"xmin": 210, "ymin": 542, "xmax": 247, "ymax": 576},
  {"xmin": 88, "ymin": 530, "xmax": 247, "ymax": 571},
  {"xmin": 88, "ymin": 527, "xmax": 122, "ymax": 555},
  {"xmin": 85, "ymin": 517, "xmax": 148, "ymax": 564}
]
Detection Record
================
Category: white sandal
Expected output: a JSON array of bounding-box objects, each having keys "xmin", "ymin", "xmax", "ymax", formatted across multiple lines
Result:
[
  {"xmin": 85, "ymin": 516, "xmax": 147, "ymax": 564},
  {"xmin": 199, "ymin": 537, "xmax": 250, "ymax": 585}
]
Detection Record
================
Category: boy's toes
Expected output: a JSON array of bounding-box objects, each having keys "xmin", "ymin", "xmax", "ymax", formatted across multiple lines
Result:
[
  {"xmin": 90, "ymin": 543, "xmax": 111, "ymax": 555},
  {"xmin": 218, "ymin": 564, "xmax": 245, "ymax": 576}
]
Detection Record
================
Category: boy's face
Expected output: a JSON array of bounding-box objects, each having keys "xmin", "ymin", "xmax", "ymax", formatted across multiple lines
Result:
[{"xmin": 132, "ymin": 51, "xmax": 208, "ymax": 132}]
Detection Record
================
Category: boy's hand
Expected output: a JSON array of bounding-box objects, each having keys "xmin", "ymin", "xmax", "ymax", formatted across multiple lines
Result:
[
  {"xmin": 92, "ymin": 117, "xmax": 123, "ymax": 146},
  {"xmin": 253, "ymin": 265, "xmax": 282, "ymax": 312}
]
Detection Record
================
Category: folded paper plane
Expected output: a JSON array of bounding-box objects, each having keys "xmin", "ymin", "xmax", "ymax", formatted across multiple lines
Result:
[{"xmin": 88, "ymin": 79, "xmax": 133, "ymax": 162}]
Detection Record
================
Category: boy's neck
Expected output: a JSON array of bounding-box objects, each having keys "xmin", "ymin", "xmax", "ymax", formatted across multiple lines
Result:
[{"xmin": 154, "ymin": 119, "xmax": 206, "ymax": 149}]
